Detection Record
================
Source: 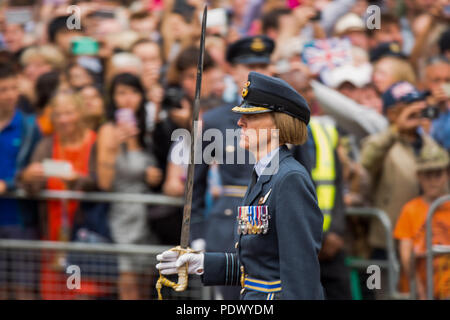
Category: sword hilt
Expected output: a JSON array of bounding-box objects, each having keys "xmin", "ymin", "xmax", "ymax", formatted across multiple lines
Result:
[{"xmin": 156, "ymin": 246, "xmax": 197, "ymax": 300}]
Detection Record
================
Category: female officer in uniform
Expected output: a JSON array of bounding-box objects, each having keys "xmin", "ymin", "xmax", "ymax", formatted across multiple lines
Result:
[{"xmin": 156, "ymin": 72, "xmax": 324, "ymax": 300}]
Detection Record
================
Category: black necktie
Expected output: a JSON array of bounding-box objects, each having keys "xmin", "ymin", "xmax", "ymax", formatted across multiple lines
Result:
[{"xmin": 249, "ymin": 168, "xmax": 258, "ymax": 190}]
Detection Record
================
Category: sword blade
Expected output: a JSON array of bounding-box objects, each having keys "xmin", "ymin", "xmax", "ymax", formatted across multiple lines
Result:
[{"xmin": 180, "ymin": 5, "xmax": 207, "ymax": 249}]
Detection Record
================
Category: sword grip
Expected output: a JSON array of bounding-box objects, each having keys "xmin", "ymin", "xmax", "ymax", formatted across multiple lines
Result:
[{"xmin": 175, "ymin": 263, "xmax": 188, "ymax": 292}]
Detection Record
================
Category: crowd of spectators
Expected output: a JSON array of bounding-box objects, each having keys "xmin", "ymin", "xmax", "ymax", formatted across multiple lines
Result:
[{"xmin": 0, "ymin": 0, "xmax": 448, "ymax": 300}]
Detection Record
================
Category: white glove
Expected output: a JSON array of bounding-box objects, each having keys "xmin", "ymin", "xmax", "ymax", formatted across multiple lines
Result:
[
  {"xmin": 191, "ymin": 238, "xmax": 206, "ymax": 252},
  {"xmin": 156, "ymin": 250, "xmax": 204, "ymax": 275}
]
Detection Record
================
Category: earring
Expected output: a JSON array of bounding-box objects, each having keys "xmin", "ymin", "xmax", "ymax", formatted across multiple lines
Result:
[{"xmin": 271, "ymin": 129, "xmax": 279, "ymax": 138}]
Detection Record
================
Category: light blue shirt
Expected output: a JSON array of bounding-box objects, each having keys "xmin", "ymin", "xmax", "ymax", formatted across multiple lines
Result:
[
  {"xmin": 431, "ymin": 109, "xmax": 450, "ymax": 151},
  {"xmin": 254, "ymin": 147, "xmax": 280, "ymax": 178}
]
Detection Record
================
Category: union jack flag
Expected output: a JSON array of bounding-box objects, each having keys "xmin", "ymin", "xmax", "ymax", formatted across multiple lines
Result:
[{"xmin": 302, "ymin": 38, "xmax": 353, "ymax": 74}]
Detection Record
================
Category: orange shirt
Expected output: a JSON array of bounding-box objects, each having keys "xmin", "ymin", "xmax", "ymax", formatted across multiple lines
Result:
[
  {"xmin": 394, "ymin": 196, "xmax": 450, "ymax": 299},
  {"xmin": 46, "ymin": 130, "xmax": 97, "ymax": 241},
  {"xmin": 41, "ymin": 130, "xmax": 98, "ymax": 300},
  {"xmin": 37, "ymin": 106, "xmax": 54, "ymax": 136}
]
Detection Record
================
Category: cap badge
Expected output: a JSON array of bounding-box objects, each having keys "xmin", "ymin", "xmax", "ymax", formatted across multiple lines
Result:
[
  {"xmin": 242, "ymin": 81, "xmax": 250, "ymax": 98},
  {"xmin": 389, "ymin": 42, "xmax": 400, "ymax": 53},
  {"xmin": 250, "ymin": 38, "xmax": 265, "ymax": 52}
]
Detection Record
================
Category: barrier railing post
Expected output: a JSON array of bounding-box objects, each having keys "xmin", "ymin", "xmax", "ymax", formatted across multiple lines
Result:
[
  {"xmin": 345, "ymin": 207, "xmax": 400, "ymax": 299},
  {"xmin": 409, "ymin": 249, "xmax": 416, "ymax": 300}
]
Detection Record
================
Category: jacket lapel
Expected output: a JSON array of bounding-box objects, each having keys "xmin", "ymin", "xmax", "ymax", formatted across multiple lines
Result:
[{"xmin": 244, "ymin": 174, "xmax": 267, "ymax": 205}]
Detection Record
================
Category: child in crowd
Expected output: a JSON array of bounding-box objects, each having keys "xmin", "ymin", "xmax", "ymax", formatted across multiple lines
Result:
[{"xmin": 394, "ymin": 144, "xmax": 450, "ymax": 300}]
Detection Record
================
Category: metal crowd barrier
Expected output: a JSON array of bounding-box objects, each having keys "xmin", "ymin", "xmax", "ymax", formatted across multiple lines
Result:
[
  {"xmin": 345, "ymin": 207, "xmax": 401, "ymax": 299},
  {"xmin": 3, "ymin": 189, "xmax": 184, "ymax": 206},
  {"xmin": 409, "ymin": 250, "xmax": 417, "ymax": 300},
  {"xmin": 426, "ymin": 195, "xmax": 450, "ymax": 300},
  {"xmin": 0, "ymin": 239, "xmax": 208, "ymax": 300},
  {"xmin": 0, "ymin": 189, "xmax": 211, "ymax": 300},
  {"xmin": 1, "ymin": 190, "xmax": 406, "ymax": 300}
]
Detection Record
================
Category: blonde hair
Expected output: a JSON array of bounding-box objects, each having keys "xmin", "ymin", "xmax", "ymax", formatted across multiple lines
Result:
[
  {"xmin": 105, "ymin": 30, "xmax": 140, "ymax": 52},
  {"xmin": 20, "ymin": 45, "xmax": 66, "ymax": 70},
  {"xmin": 47, "ymin": 91, "xmax": 86, "ymax": 134},
  {"xmin": 105, "ymin": 53, "xmax": 143, "ymax": 83},
  {"xmin": 377, "ymin": 56, "xmax": 417, "ymax": 84},
  {"xmin": 49, "ymin": 90, "xmax": 84, "ymax": 115},
  {"xmin": 271, "ymin": 112, "xmax": 308, "ymax": 145},
  {"xmin": 110, "ymin": 52, "xmax": 143, "ymax": 71}
]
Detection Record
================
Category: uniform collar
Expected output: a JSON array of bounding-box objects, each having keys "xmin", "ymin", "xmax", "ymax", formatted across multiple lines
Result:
[
  {"xmin": 254, "ymin": 147, "xmax": 280, "ymax": 178},
  {"xmin": 243, "ymin": 145, "xmax": 291, "ymax": 205}
]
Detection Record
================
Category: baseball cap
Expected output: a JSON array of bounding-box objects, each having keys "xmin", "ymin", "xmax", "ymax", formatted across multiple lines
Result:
[{"xmin": 382, "ymin": 81, "xmax": 429, "ymax": 113}]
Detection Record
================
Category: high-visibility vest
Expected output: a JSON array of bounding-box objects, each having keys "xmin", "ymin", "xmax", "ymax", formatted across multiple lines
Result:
[{"xmin": 309, "ymin": 118, "xmax": 338, "ymax": 232}]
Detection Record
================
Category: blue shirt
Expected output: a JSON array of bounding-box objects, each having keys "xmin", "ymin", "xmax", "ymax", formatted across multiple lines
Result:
[
  {"xmin": 431, "ymin": 109, "xmax": 450, "ymax": 152},
  {"xmin": 0, "ymin": 110, "xmax": 23, "ymax": 226}
]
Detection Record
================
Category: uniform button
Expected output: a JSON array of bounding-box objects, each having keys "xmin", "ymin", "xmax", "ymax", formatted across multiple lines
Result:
[
  {"xmin": 224, "ymin": 209, "xmax": 232, "ymax": 216},
  {"xmin": 235, "ymin": 242, "xmax": 239, "ymax": 249},
  {"xmin": 226, "ymin": 145, "xmax": 235, "ymax": 153}
]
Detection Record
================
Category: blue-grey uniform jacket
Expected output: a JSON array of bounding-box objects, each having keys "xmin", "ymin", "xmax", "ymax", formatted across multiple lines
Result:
[
  {"xmin": 202, "ymin": 145, "xmax": 325, "ymax": 300},
  {"xmin": 191, "ymin": 104, "xmax": 253, "ymax": 252}
]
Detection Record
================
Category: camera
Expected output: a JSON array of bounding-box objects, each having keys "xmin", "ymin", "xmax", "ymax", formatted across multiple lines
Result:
[
  {"xmin": 162, "ymin": 86, "xmax": 185, "ymax": 110},
  {"xmin": 421, "ymin": 105, "xmax": 440, "ymax": 119},
  {"xmin": 311, "ymin": 11, "xmax": 322, "ymax": 21}
]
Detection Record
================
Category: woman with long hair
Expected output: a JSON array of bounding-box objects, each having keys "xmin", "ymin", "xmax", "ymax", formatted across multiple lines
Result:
[
  {"xmin": 373, "ymin": 56, "xmax": 417, "ymax": 94},
  {"xmin": 96, "ymin": 73, "xmax": 162, "ymax": 299}
]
